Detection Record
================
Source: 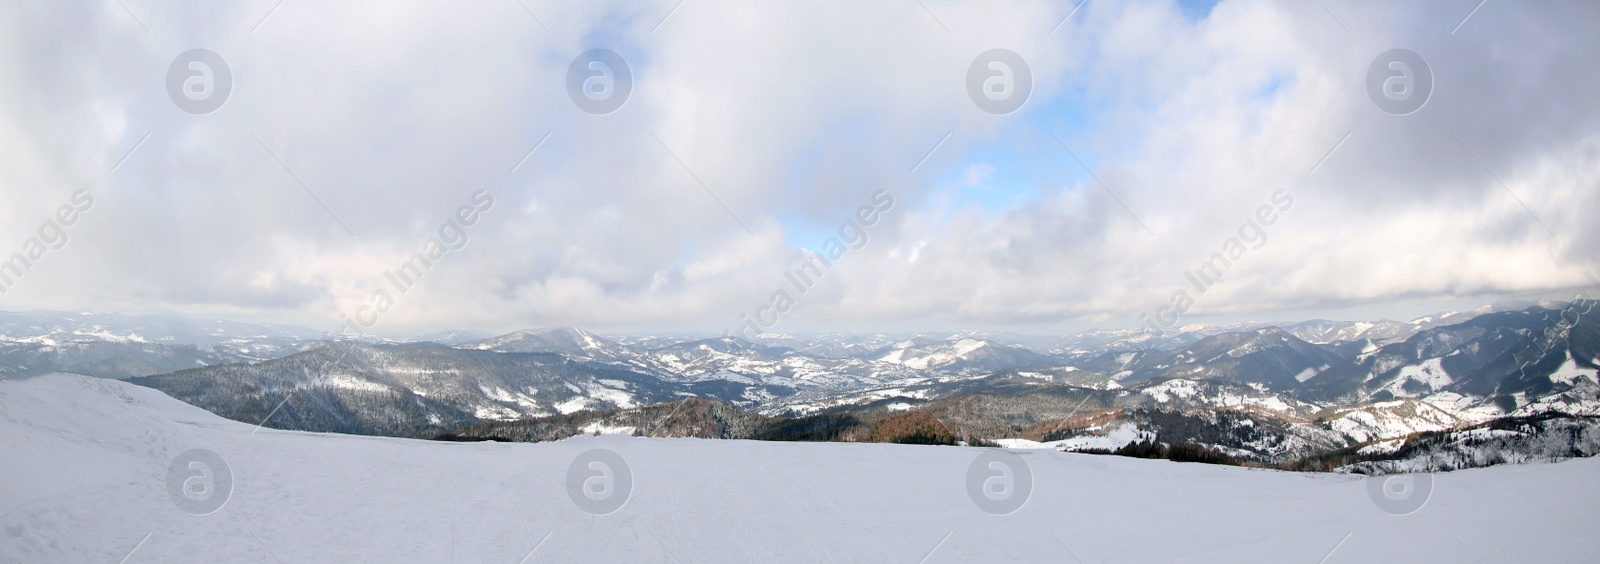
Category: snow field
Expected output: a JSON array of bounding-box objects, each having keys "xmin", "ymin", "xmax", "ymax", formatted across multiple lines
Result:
[{"xmin": 2, "ymin": 374, "xmax": 1598, "ymax": 563}]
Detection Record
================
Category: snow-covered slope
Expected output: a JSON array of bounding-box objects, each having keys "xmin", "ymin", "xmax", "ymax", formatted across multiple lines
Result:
[
  {"xmin": 4, "ymin": 374, "xmax": 1598, "ymax": 563},
  {"xmin": 1322, "ymin": 399, "xmax": 1488, "ymax": 444},
  {"xmin": 1283, "ymin": 312, "xmax": 1474, "ymax": 345},
  {"xmin": 1305, "ymin": 301, "xmax": 1600, "ymax": 412},
  {"xmin": 876, "ymin": 337, "xmax": 1045, "ymax": 372},
  {"xmin": 1074, "ymin": 327, "xmax": 1344, "ymax": 393},
  {"xmin": 464, "ymin": 327, "xmax": 634, "ymax": 362},
  {"xmin": 0, "ymin": 310, "xmax": 323, "ymax": 348},
  {"xmin": 126, "ymin": 342, "xmax": 687, "ymax": 437},
  {"xmin": 0, "ymin": 310, "xmax": 326, "ymax": 380}
]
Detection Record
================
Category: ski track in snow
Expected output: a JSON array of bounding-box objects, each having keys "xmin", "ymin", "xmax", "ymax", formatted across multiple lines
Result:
[{"xmin": 2, "ymin": 374, "xmax": 1598, "ymax": 562}]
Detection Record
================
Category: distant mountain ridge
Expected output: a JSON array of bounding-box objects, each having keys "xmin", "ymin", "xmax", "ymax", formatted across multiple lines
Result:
[
  {"xmin": 463, "ymin": 326, "xmax": 629, "ymax": 359},
  {"xmin": 0, "ymin": 310, "xmax": 326, "ymax": 380},
  {"xmin": 15, "ymin": 301, "xmax": 1600, "ymax": 466},
  {"xmin": 127, "ymin": 341, "xmax": 712, "ymax": 437}
]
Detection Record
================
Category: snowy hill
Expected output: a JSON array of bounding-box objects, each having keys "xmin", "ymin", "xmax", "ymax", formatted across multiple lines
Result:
[
  {"xmin": 19, "ymin": 302, "xmax": 1600, "ymax": 475},
  {"xmin": 467, "ymin": 331, "xmax": 924, "ymax": 400},
  {"xmin": 1305, "ymin": 301, "xmax": 1600, "ymax": 410},
  {"xmin": 5, "ymin": 373, "xmax": 1597, "ymax": 562},
  {"xmin": 464, "ymin": 327, "xmax": 635, "ymax": 362},
  {"xmin": 0, "ymin": 310, "xmax": 323, "ymax": 348},
  {"xmin": 0, "ymin": 310, "xmax": 326, "ymax": 380},
  {"xmin": 875, "ymin": 337, "xmax": 1031, "ymax": 372},
  {"xmin": 1079, "ymin": 327, "xmax": 1344, "ymax": 391},
  {"xmin": 125, "ymin": 342, "xmax": 692, "ymax": 437},
  {"xmin": 1281, "ymin": 312, "xmax": 1475, "ymax": 345}
]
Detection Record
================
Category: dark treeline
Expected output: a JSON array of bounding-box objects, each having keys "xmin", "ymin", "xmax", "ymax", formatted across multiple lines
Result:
[
  {"xmin": 1099, "ymin": 437, "xmax": 1241, "ymax": 466},
  {"xmin": 438, "ymin": 397, "xmax": 986, "ymax": 446}
]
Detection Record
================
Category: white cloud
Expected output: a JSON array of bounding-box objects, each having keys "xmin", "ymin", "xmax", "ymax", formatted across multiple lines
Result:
[{"xmin": 0, "ymin": 0, "xmax": 1595, "ymax": 335}]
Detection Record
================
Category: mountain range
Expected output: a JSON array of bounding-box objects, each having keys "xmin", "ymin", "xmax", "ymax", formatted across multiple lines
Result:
[{"xmin": 7, "ymin": 300, "xmax": 1599, "ymax": 467}]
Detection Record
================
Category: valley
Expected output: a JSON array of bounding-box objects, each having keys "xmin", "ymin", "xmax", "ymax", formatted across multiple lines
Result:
[{"xmin": 6, "ymin": 299, "xmax": 1598, "ymax": 472}]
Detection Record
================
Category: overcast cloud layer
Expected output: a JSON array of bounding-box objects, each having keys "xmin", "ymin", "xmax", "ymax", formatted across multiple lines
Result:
[{"xmin": 1, "ymin": 0, "xmax": 1596, "ymax": 336}]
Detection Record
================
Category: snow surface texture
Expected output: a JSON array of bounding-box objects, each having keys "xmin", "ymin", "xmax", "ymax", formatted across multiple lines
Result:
[{"xmin": 3, "ymin": 374, "xmax": 1598, "ymax": 563}]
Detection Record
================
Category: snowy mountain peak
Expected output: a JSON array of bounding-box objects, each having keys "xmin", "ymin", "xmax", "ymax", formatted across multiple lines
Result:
[
  {"xmin": 465, "ymin": 327, "xmax": 623, "ymax": 358},
  {"xmin": 876, "ymin": 338, "xmax": 1039, "ymax": 372}
]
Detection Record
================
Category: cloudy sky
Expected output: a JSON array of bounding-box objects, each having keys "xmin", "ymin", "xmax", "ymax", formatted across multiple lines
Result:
[{"xmin": 1, "ymin": 0, "xmax": 1596, "ymax": 336}]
